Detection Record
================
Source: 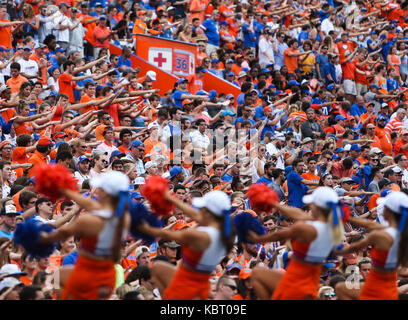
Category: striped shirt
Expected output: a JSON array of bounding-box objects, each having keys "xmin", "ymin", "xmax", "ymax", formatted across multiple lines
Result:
[{"xmin": 384, "ymin": 118, "xmax": 404, "ymax": 133}]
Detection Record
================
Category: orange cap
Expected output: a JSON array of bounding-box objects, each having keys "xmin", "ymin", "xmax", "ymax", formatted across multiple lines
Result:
[
  {"xmin": 239, "ymin": 268, "xmax": 252, "ymax": 280},
  {"xmin": 173, "ymin": 219, "xmax": 189, "ymax": 230}
]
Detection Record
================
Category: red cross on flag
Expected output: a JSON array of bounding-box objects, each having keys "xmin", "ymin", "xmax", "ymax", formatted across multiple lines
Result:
[{"xmin": 148, "ymin": 47, "xmax": 172, "ymax": 73}]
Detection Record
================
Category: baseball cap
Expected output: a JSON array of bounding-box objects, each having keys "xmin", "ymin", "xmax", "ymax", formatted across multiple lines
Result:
[
  {"xmin": 327, "ymin": 83, "xmax": 335, "ymax": 90},
  {"xmin": 381, "ymin": 103, "xmax": 389, "ymax": 109},
  {"xmin": 169, "ymin": 166, "xmax": 183, "ymax": 179},
  {"xmin": 159, "ymin": 239, "xmax": 180, "ymax": 248},
  {"xmin": 176, "ymin": 78, "xmax": 188, "ymax": 85},
  {"xmin": 147, "ymin": 122, "xmax": 159, "ymax": 130},
  {"xmin": 78, "ymin": 155, "xmax": 90, "ymax": 163},
  {"xmin": 378, "ymin": 178, "xmax": 392, "ymax": 190},
  {"xmin": 211, "ymin": 58, "xmax": 219, "ymax": 63},
  {"xmin": 226, "ymin": 94, "xmax": 234, "ymax": 100},
  {"xmin": 196, "ymin": 66, "xmax": 206, "ymax": 73},
  {"xmin": 370, "ymin": 84, "xmax": 380, "ymax": 90},
  {"xmin": 38, "ymin": 136, "xmax": 52, "ymax": 146},
  {"xmin": 94, "ymin": 2, "xmax": 103, "ymax": 6},
  {"xmin": 302, "ymin": 149, "xmax": 313, "ymax": 156},
  {"xmin": 344, "ymin": 144, "xmax": 352, "ymax": 151},
  {"xmin": 226, "ymin": 59, "xmax": 234, "ymax": 64},
  {"xmin": 340, "ymin": 177, "xmax": 354, "ymax": 184},
  {"xmin": 288, "ymin": 80, "xmax": 300, "ymax": 86},
  {"xmin": 0, "ymin": 264, "xmax": 27, "ymax": 278},
  {"xmin": 59, "ymin": 2, "xmax": 71, "ymax": 8},
  {"xmin": 226, "ymin": 263, "xmax": 242, "ymax": 272},
  {"xmin": 0, "ymin": 277, "xmax": 23, "ymax": 292},
  {"xmin": 146, "ymin": 70, "xmax": 156, "ymax": 81},
  {"xmin": 275, "ymin": 133, "xmax": 285, "ymax": 141},
  {"xmin": 222, "ymin": 110, "xmax": 236, "ymax": 117},
  {"xmin": 392, "ymin": 166, "xmax": 403, "ymax": 174},
  {"xmin": 55, "ymin": 47, "xmax": 66, "ymax": 53},
  {"xmin": 110, "ymin": 150, "xmax": 125, "ymax": 158},
  {"xmin": 34, "ymin": 43, "xmax": 46, "ymax": 49},
  {"xmin": 91, "ymin": 149, "xmax": 108, "ymax": 157},
  {"xmin": 144, "ymin": 161, "xmax": 156, "ymax": 170},
  {"xmin": 369, "ymin": 147, "xmax": 383, "ymax": 155},
  {"xmin": 335, "ymin": 115, "xmax": 346, "ymax": 121},
  {"xmin": 192, "ymin": 190, "xmax": 231, "ymax": 217},
  {"xmin": 130, "ymin": 140, "xmax": 144, "ymax": 148},
  {"xmin": 182, "ymin": 99, "xmax": 194, "ymax": 106},
  {"xmin": 302, "ymin": 137, "xmax": 314, "ymax": 144},
  {"xmin": 350, "ymin": 144, "xmax": 361, "ymax": 151},
  {"xmin": 238, "ymin": 71, "xmax": 247, "ymax": 78},
  {"xmin": 99, "ymin": 15, "xmax": 107, "ymax": 20},
  {"xmin": 303, "ymin": 187, "xmax": 339, "ymax": 210},
  {"xmin": 166, "ymin": 6, "xmax": 175, "ymax": 11},
  {"xmin": 23, "ymin": 46, "xmax": 32, "ymax": 51},
  {"xmin": 227, "ymin": 71, "xmax": 235, "ymax": 77},
  {"xmin": 239, "ymin": 268, "xmax": 252, "ymax": 280},
  {"xmin": 135, "ymin": 246, "xmax": 150, "ymax": 259},
  {"xmin": 90, "ymin": 171, "xmax": 130, "ymax": 196},
  {"xmin": 335, "ymin": 147, "xmax": 344, "ymax": 153}
]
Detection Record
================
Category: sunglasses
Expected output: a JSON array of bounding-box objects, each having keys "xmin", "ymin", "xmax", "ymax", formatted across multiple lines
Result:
[
  {"xmin": 324, "ymin": 292, "xmax": 336, "ymax": 297},
  {"xmin": 225, "ymin": 284, "xmax": 237, "ymax": 291}
]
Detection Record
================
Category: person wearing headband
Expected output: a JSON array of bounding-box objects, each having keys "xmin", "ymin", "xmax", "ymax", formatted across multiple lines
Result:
[
  {"xmin": 335, "ymin": 191, "xmax": 408, "ymax": 300},
  {"xmin": 39, "ymin": 170, "xmax": 131, "ymax": 300},
  {"xmin": 138, "ymin": 190, "xmax": 235, "ymax": 300},
  {"xmin": 248, "ymin": 187, "xmax": 346, "ymax": 300}
]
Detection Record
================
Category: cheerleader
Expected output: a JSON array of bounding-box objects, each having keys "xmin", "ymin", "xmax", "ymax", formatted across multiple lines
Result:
[
  {"xmin": 248, "ymin": 187, "xmax": 345, "ymax": 300},
  {"xmin": 138, "ymin": 190, "xmax": 235, "ymax": 300},
  {"xmin": 39, "ymin": 170, "xmax": 131, "ymax": 300},
  {"xmin": 335, "ymin": 191, "xmax": 408, "ymax": 300}
]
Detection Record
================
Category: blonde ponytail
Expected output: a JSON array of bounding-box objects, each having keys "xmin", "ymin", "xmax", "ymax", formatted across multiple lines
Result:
[{"xmin": 328, "ymin": 208, "xmax": 345, "ymax": 246}]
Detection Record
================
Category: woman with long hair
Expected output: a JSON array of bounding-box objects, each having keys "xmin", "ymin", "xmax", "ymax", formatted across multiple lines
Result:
[
  {"xmin": 249, "ymin": 187, "xmax": 346, "ymax": 299},
  {"xmin": 138, "ymin": 190, "xmax": 235, "ymax": 300},
  {"xmin": 38, "ymin": 170, "xmax": 131, "ymax": 299},
  {"xmin": 335, "ymin": 191, "xmax": 408, "ymax": 300}
]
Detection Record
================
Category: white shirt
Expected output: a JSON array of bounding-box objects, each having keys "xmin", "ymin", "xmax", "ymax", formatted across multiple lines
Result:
[
  {"xmin": 74, "ymin": 171, "xmax": 90, "ymax": 186},
  {"xmin": 321, "ymin": 18, "xmax": 334, "ymax": 35},
  {"xmin": 55, "ymin": 13, "xmax": 70, "ymax": 42},
  {"xmin": 258, "ymin": 36, "xmax": 274, "ymax": 67},
  {"xmin": 96, "ymin": 141, "xmax": 119, "ymax": 159},
  {"xmin": 69, "ymin": 18, "xmax": 85, "ymax": 49},
  {"xmin": 18, "ymin": 58, "xmax": 39, "ymax": 82},
  {"xmin": 190, "ymin": 130, "xmax": 210, "ymax": 149},
  {"xmin": 34, "ymin": 215, "xmax": 55, "ymax": 224},
  {"xmin": 266, "ymin": 142, "xmax": 285, "ymax": 169}
]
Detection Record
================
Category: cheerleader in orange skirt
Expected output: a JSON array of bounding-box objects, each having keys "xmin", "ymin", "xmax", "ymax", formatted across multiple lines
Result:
[
  {"xmin": 39, "ymin": 171, "xmax": 131, "ymax": 300},
  {"xmin": 138, "ymin": 190, "xmax": 235, "ymax": 300},
  {"xmin": 335, "ymin": 191, "xmax": 408, "ymax": 300},
  {"xmin": 248, "ymin": 187, "xmax": 346, "ymax": 300}
]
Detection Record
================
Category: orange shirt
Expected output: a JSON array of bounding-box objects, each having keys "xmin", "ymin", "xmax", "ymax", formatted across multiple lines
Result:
[
  {"xmin": 0, "ymin": 20, "xmax": 12, "ymax": 49},
  {"xmin": 189, "ymin": 0, "xmax": 206, "ymax": 23},
  {"xmin": 14, "ymin": 121, "xmax": 34, "ymax": 136},
  {"xmin": 81, "ymin": 15, "xmax": 97, "ymax": 45},
  {"xmin": 6, "ymin": 75, "xmax": 28, "ymax": 94},
  {"xmin": 95, "ymin": 124, "xmax": 107, "ymax": 141},
  {"xmin": 80, "ymin": 94, "xmax": 102, "ymax": 114},
  {"xmin": 58, "ymin": 73, "xmax": 77, "ymax": 103},
  {"xmin": 28, "ymin": 150, "xmax": 49, "ymax": 177},
  {"xmin": 93, "ymin": 25, "xmax": 111, "ymax": 48},
  {"xmin": 374, "ymin": 126, "xmax": 392, "ymax": 156},
  {"xmin": 394, "ymin": 138, "xmax": 408, "ymax": 159},
  {"xmin": 12, "ymin": 146, "xmax": 32, "ymax": 164},
  {"xmin": 284, "ymin": 49, "xmax": 299, "ymax": 74},
  {"xmin": 12, "ymin": 191, "xmax": 22, "ymax": 211},
  {"xmin": 301, "ymin": 172, "xmax": 320, "ymax": 182},
  {"xmin": 132, "ymin": 19, "xmax": 147, "ymax": 36},
  {"xmin": 187, "ymin": 74, "xmax": 204, "ymax": 94}
]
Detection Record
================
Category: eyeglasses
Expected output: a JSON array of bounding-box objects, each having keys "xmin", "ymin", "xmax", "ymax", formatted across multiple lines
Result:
[
  {"xmin": 103, "ymin": 117, "xmax": 111, "ymax": 120},
  {"xmin": 225, "ymin": 284, "xmax": 237, "ymax": 291},
  {"xmin": 80, "ymin": 145, "xmax": 87, "ymax": 148},
  {"xmin": 101, "ymin": 160, "xmax": 108, "ymax": 164},
  {"xmin": 45, "ymin": 202, "xmax": 52, "ymax": 206},
  {"xmin": 371, "ymin": 159, "xmax": 379, "ymax": 162}
]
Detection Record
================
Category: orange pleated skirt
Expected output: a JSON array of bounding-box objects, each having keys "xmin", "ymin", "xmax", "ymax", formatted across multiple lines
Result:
[
  {"xmin": 62, "ymin": 255, "xmax": 116, "ymax": 300},
  {"xmin": 359, "ymin": 269, "xmax": 398, "ymax": 300},
  {"xmin": 272, "ymin": 258, "xmax": 322, "ymax": 300},
  {"xmin": 163, "ymin": 265, "xmax": 211, "ymax": 300}
]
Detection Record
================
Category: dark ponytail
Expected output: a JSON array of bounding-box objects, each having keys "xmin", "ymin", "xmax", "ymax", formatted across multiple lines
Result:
[{"xmin": 395, "ymin": 212, "xmax": 408, "ymax": 266}]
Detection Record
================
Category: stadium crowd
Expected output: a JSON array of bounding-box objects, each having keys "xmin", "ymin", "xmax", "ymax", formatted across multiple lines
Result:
[{"xmin": 1, "ymin": 0, "xmax": 408, "ymax": 301}]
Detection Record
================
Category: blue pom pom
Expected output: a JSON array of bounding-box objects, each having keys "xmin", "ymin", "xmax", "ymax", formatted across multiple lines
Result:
[
  {"xmin": 129, "ymin": 203, "xmax": 163, "ymax": 245},
  {"xmin": 13, "ymin": 218, "xmax": 57, "ymax": 258},
  {"xmin": 234, "ymin": 212, "xmax": 266, "ymax": 243}
]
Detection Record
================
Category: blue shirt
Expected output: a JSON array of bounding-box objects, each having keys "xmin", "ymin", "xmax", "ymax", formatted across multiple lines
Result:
[
  {"xmin": 311, "ymin": 97, "xmax": 331, "ymax": 116},
  {"xmin": 287, "ymin": 171, "xmax": 309, "ymax": 208},
  {"xmin": 298, "ymin": 30, "xmax": 309, "ymax": 46},
  {"xmin": 222, "ymin": 172, "xmax": 234, "ymax": 183},
  {"xmin": 316, "ymin": 54, "xmax": 329, "ymax": 79},
  {"xmin": 242, "ymin": 23, "xmax": 257, "ymax": 48},
  {"xmin": 0, "ymin": 229, "xmax": 13, "ymax": 239},
  {"xmin": 201, "ymin": 18, "xmax": 220, "ymax": 46},
  {"xmin": 235, "ymin": 117, "xmax": 256, "ymax": 127},
  {"xmin": 62, "ymin": 250, "xmax": 79, "ymax": 266},
  {"xmin": 323, "ymin": 62, "xmax": 337, "ymax": 84},
  {"xmin": 257, "ymin": 176, "xmax": 274, "ymax": 185},
  {"xmin": 387, "ymin": 78, "xmax": 399, "ymax": 92},
  {"xmin": 171, "ymin": 89, "xmax": 191, "ymax": 108},
  {"xmin": 117, "ymin": 56, "xmax": 132, "ymax": 70},
  {"xmin": 254, "ymin": 105, "xmax": 265, "ymax": 120},
  {"xmin": 349, "ymin": 104, "xmax": 366, "ymax": 117}
]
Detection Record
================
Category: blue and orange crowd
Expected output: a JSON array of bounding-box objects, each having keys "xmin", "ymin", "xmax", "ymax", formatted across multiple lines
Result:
[{"xmin": 0, "ymin": 0, "xmax": 408, "ymax": 301}]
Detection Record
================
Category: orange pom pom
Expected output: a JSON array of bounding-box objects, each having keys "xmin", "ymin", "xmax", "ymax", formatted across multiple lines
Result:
[
  {"xmin": 140, "ymin": 175, "xmax": 174, "ymax": 216},
  {"xmin": 246, "ymin": 183, "xmax": 278, "ymax": 213},
  {"xmin": 34, "ymin": 164, "xmax": 78, "ymax": 202}
]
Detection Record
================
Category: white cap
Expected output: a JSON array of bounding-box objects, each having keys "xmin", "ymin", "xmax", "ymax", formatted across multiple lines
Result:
[
  {"xmin": 344, "ymin": 144, "xmax": 351, "ymax": 151},
  {"xmin": 369, "ymin": 147, "xmax": 383, "ymax": 155},
  {"xmin": 303, "ymin": 187, "xmax": 339, "ymax": 210},
  {"xmin": 134, "ymin": 177, "xmax": 146, "ymax": 185},
  {"xmin": 147, "ymin": 122, "xmax": 159, "ymax": 130},
  {"xmin": 392, "ymin": 166, "xmax": 403, "ymax": 173},
  {"xmin": 192, "ymin": 190, "xmax": 231, "ymax": 217},
  {"xmin": 135, "ymin": 245, "xmax": 150, "ymax": 259},
  {"xmin": 0, "ymin": 264, "xmax": 26, "ymax": 278},
  {"xmin": 0, "ymin": 277, "xmax": 22, "ymax": 292},
  {"xmin": 90, "ymin": 171, "xmax": 130, "ymax": 196},
  {"xmin": 144, "ymin": 161, "xmax": 156, "ymax": 170},
  {"xmin": 275, "ymin": 133, "xmax": 285, "ymax": 141},
  {"xmin": 377, "ymin": 191, "xmax": 408, "ymax": 213},
  {"xmin": 146, "ymin": 70, "xmax": 156, "ymax": 81}
]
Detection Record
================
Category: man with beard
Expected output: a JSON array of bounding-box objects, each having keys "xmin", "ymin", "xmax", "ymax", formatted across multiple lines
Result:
[
  {"xmin": 236, "ymin": 242, "xmax": 263, "ymax": 268},
  {"xmin": 257, "ymin": 161, "xmax": 274, "ymax": 185},
  {"xmin": 374, "ymin": 114, "xmax": 392, "ymax": 156},
  {"xmin": 301, "ymin": 108, "xmax": 326, "ymax": 140},
  {"xmin": 0, "ymin": 204, "xmax": 20, "ymax": 239},
  {"xmin": 266, "ymin": 133, "xmax": 285, "ymax": 169},
  {"xmin": 287, "ymin": 158, "xmax": 319, "ymax": 208},
  {"xmin": 268, "ymin": 168, "xmax": 286, "ymax": 201}
]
